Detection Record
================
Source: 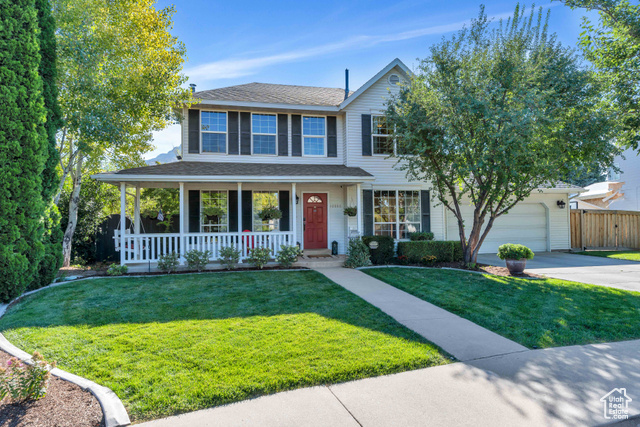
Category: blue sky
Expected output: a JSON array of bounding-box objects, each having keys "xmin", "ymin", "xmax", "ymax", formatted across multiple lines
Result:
[{"xmin": 148, "ymin": 0, "xmax": 593, "ymax": 159}]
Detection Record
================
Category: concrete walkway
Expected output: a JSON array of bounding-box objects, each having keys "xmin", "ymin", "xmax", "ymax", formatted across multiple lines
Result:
[
  {"xmin": 138, "ymin": 339, "xmax": 640, "ymax": 427},
  {"xmin": 315, "ymin": 267, "xmax": 527, "ymax": 361},
  {"xmin": 478, "ymin": 252, "xmax": 640, "ymax": 292}
]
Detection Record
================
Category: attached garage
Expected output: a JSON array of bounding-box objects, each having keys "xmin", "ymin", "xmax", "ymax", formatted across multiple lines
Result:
[{"xmin": 446, "ymin": 203, "xmax": 549, "ymax": 254}]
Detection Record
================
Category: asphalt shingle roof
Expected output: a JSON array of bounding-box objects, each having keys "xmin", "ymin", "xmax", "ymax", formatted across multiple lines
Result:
[
  {"xmin": 194, "ymin": 83, "xmax": 353, "ymax": 106},
  {"xmin": 102, "ymin": 161, "xmax": 373, "ymax": 178}
]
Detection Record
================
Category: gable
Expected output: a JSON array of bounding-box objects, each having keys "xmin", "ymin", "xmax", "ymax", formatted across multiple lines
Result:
[{"xmin": 341, "ymin": 65, "xmax": 409, "ymax": 114}]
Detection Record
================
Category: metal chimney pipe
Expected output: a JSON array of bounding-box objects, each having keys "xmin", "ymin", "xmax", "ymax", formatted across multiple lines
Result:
[
  {"xmin": 344, "ymin": 69, "xmax": 349, "ymax": 100},
  {"xmin": 189, "ymin": 83, "xmax": 196, "ymax": 93}
]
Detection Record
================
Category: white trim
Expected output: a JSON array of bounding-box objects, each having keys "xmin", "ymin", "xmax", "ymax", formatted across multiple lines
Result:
[
  {"xmin": 200, "ymin": 110, "xmax": 228, "ymax": 154},
  {"xmin": 93, "ymin": 174, "xmax": 375, "ymax": 183},
  {"xmin": 251, "ymin": 112, "xmax": 278, "ymax": 156},
  {"xmin": 301, "ymin": 191, "xmax": 330, "ymax": 251},
  {"xmin": 120, "ymin": 182, "xmax": 126, "ymax": 266},
  {"xmin": 291, "ymin": 183, "xmax": 297, "ymax": 247},
  {"xmin": 179, "ymin": 182, "xmax": 185, "ymax": 265},
  {"xmin": 195, "ymin": 99, "xmax": 340, "ymax": 112},
  {"xmin": 339, "ymin": 58, "xmax": 413, "ymax": 109},
  {"xmin": 301, "ymin": 115, "xmax": 327, "ymax": 157}
]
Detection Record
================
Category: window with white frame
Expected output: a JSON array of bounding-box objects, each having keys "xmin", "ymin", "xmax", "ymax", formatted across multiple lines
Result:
[
  {"xmin": 252, "ymin": 114, "xmax": 277, "ymax": 155},
  {"xmin": 303, "ymin": 116, "xmax": 326, "ymax": 156},
  {"xmin": 253, "ymin": 191, "xmax": 279, "ymax": 231},
  {"xmin": 374, "ymin": 190, "xmax": 420, "ymax": 239},
  {"xmin": 201, "ymin": 190, "xmax": 228, "ymax": 232},
  {"xmin": 372, "ymin": 116, "xmax": 393, "ymax": 155},
  {"xmin": 201, "ymin": 112, "xmax": 227, "ymax": 153}
]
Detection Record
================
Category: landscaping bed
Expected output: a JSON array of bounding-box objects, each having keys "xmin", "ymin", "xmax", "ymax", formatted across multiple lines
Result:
[
  {"xmin": 365, "ymin": 267, "xmax": 640, "ymax": 349},
  {"xmin": 573, "ymin": 250, "xmax": 640, "ymax": 262},
  {"xmin": 0, "ymin": 271, "xmax": 449, "ymax": 422},
  {"xmin": 0, "ymin": 350, "xmax": 103, "ymax": 427}
]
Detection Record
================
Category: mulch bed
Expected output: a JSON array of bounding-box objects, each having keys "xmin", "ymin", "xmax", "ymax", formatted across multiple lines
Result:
[{"xmin": 0, "ymin": 350, "xmax": 104, "ymax": 427}]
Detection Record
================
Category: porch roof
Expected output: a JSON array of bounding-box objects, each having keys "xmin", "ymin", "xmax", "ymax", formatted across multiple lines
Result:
[{"xmin": 92, "ymin": 161, "xmax": 375, "ymax": 183}]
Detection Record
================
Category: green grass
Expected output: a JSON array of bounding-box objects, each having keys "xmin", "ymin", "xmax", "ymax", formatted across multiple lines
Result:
[
  {"xmin": 0, "ymin": 271, "xmax": 448, "ymax": 421},
  {"xmin": 573, "ymin": 250, "xmax": 640, "ymax": 262},
  {"xmin": 364, "ymin": 268, "xmax": 640, "ymax": 349}
]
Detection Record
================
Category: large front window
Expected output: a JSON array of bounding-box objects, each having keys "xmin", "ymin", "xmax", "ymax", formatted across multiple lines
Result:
[
  {"xmin": 303, "ymin": 116, "xmax": 326, "ymax": 156},
  {"xmin": 201, "ymin": 111, "xmax": 227, "ymax": 153},
  {"xmin": 374, "ymin": 190, "xmax": 420, "ymax": 239},
  {"xmin": 252, "ymin": 114, "xmax": 277, "ymax": 155},
  {"xmin": 201, "ymin": 191, "xmax": 228, "ymax": 232},
  {"xmin": 372, "ymin": 116, "xmax": 393, "ymax": 155},
  {"xmin": 253, "ymin": 191, "xmax": 279, "ymax": 231}
]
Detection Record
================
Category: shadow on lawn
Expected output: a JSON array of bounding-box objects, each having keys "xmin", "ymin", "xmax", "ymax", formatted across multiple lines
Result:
[{"xmin": 0, "ymin": 270, "xmax": 430, "ymax": 345}]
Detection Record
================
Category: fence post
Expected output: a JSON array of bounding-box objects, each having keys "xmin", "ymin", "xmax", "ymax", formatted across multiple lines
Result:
[{"xmin": 580, "ymin": 210, "xmax": 586, "ymax": 250}]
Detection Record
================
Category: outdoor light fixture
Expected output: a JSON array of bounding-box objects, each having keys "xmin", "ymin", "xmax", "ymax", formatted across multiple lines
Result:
[
  {"xmin": 557, "ymin": 200, "xmax": 566, "ymax": 209},
  {"xmin": 296, "ymin": 195, "xmax": 300, "ymax": 204}
]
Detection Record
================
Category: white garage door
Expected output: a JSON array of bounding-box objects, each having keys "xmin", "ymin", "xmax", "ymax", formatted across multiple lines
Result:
[{"xmin": 446, "ymin": 203, "xmax": 548, "ymax": 254}]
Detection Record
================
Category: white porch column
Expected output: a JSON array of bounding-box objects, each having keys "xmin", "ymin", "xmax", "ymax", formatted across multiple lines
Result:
[
  {"xmin": 291, "ymin": 183, "xmax": 297, "ymax": 247},
  {"xmin": 237, "ymin": 182, "xmax": 243, "ymax": 261},
  {"xmin": 356, "ymin": 183, "xmax": 362, "ymax": 236},
  {"xmin": 179, "ymin": 182, "xmax": 185, "ymax": 265},
  {"xmin": 120, "ymin": 182, "xmax": 126, "ymax": 265},
  {"xmin": 134, "ymin": 185, "xmax": 141, "ymax": 234}
]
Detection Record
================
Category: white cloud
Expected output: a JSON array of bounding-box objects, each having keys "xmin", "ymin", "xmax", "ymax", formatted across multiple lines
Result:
[{"xmin": 145, "ymin": 124, "xmax": 181, "ymax": 160}]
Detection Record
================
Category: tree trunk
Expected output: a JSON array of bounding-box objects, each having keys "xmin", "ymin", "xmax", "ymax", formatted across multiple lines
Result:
[{"xmin": 62, "ymin": 153, "xmax": 84, "ymax": 267}]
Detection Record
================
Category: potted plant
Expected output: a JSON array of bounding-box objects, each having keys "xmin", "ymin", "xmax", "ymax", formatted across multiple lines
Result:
[
  {"xmin": 343, "ymin": 206, "xmax": 357, "ymax": 217},
  {"xmin": 202, "ymin": 206, "xmax": 225, "ymax": 222},
  {"xmin": 497, "ymin": 243, "xmax": 534, "ymax": 275},
  {"xmin": 258, "ymin": 206, "xmax": 282, "ymax": 221}
]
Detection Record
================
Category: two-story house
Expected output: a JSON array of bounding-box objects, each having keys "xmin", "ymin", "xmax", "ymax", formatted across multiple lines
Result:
[{"xmin": 93, "ymin": 58, "xmax": 580, "ymax": 266}]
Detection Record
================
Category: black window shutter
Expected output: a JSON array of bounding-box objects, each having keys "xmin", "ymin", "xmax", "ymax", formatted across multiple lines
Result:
[
  {"xmin": 420, "ymin": 190, "xmax": 431, "ymax": 233},
  {"xmin": 361, "ymin": 114, "xmax": 372, "ymax": 156},
  {"xmin": 241, "ymin": 190, "xmax": 253, "ymax": 231},
  {"xmin": 188, "ymin": 109, "xmax": 200, "ymax": 154},
  {"xmin": 363, "ymin": 189, "xmax": 373, "ymax": 236},
  {"xmin": 277, "ymin": 114, "xmax": 288, "ymax": 156},
  {"xmin": 291, "ymin": 114, "xmax": 302, "ymax": 156},
  {"xmin": 279, "ymin": 191, "xmax": 290, "ymax": 231},
  {"xmin": 240, "ymin": 112, "xmax": 251, "ymax": 155},
  {"xmin": 228, "ymin": 112, "xmax": 239, "ymax": 155},
  {"xmin": 228, "ymin": 190, "xmax": 238, "ymax": 232},
  {"xmin": 188, "ymin": 190, "xmax": 200, "ymax": 232},
  {"xmin": 327, "ymin": 116, "xmax": 337, "ymax": 157}
]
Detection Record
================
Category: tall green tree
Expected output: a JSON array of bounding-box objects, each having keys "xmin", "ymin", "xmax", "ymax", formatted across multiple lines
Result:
[
  {"xmin": 0, "ymin": 0, "xmax": 48, "ymax": 301},
  {"xmin": 32, "ymin": 0, "xmax": 64, "ymax": 289},
  {"xmin": 51, "ymin": 0, "xmax": 192, "ymax": 266},
  {"xmin": 385, "ymin": 5, "xmax": 618, "ymax": 264},
  {"xmin": 560, "ymin": 0, "xmax": 640, "ymax": 150}
]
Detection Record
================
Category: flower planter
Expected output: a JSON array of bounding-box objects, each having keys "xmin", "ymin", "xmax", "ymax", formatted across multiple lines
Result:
[{"xmin": 505, "ymin": 258, "xmax": 527, "ymax": 275}]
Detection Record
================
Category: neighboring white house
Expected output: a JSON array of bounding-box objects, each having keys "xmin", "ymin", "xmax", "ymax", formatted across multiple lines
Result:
[
  {"xmin": 571, "ymin": 181, "xmax": 625, "ymax": 210},
  {"xmin": 609, "ymin": 148, "xmax": 640, "ymax": 211},
  {"xmin": 92, "ymin": 58, "xmax": 581, "ymax": 265}
]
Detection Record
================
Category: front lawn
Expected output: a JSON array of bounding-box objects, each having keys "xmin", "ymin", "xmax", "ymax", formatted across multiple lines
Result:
[
  {"xmin": 573, "ymin": 250, "xmax": 640, "ymax": 262},
  {"xmin": 364, "ymin": 268, "xmax": 640, "ymax": 349},
  {"xmin": 0, "ymin": 271, "xmax": 448, "ymax": 421}
]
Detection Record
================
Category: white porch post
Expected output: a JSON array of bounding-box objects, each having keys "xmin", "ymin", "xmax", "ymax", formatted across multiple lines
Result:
[
  {"xmin": 237, "ymin": 182, "xmax": 243, "ymax": 261},
  {"xmin": 291, "ymin": 183, "xmax": 297, "ymax": 247},
  {"xmin": 356, "ymin": 183, "xmax": 362, "ymax": 236},
  {"xmin": 179, "ymin": 182, "xmax": 185, "ymax": 265},
  {"xmin": 134, "ymin": 185, "xmax": 141, "ymax": 234},
  {"xmin": 120, "ymin": 182, "xmax": 126, "ymax": 265}
]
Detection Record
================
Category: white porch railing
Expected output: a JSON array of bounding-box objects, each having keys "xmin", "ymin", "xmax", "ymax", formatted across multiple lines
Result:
[{"xmin": 114, "ymin": 230, "xmax": 295, "ymax": 264}]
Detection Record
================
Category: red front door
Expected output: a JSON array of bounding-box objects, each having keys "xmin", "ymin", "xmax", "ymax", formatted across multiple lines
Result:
[{"xmin": 304, "ymin": 193, "xmax": 327, "ymax": 249}]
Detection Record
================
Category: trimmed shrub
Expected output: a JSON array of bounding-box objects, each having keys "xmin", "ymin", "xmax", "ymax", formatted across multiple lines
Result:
[
  {"xmin": 344, "ymin": 238, "xmax": 372, "ymax": 268},
  {"xmin": 276, "ymin": 245, "xmax": 301, "ymax": 268},
  {"xmin": 219, "ymin": 246, "xmax": 241, "ymax": 270},
  {"xmin": 397, "ymin": 240, "xmax": 464, "ymax": 263},
  {"xmin": 497, "ymin": 243, "xmax": 534, "ymax": 260},
  {"xmin": 409, "ymin": 232, "xmax": 434, "ymax": 241},
  {"xmin": 185, "ymin": 249, "xmax": 211, "ymax": 272},
  {"xmin": 247, "ymin": 247, "xmax": 272, "ymax": 269},
  {"xmin": 107, "ymin": 264, "xmax": 128, "ymax": 276},
  {"xmin": 361, "ymin": 235, "xmax": 395, "ymax": 265},
  {"xmin": 157, "ymin": 252, "xmax": 180, "ymax": 273}
]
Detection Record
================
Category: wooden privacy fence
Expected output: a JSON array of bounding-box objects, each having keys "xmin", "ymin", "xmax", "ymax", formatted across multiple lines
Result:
[{"xmin": 571, "ymin": 209, "xmax": 640, "ymax": 250}]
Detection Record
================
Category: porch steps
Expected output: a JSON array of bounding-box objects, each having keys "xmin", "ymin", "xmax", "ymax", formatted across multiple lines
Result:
[
  {"xmin": 294, "ymin": 254, "xmax": 345, "ymax": 268},
  {"xmin": 302, "ymin": 248, "xmax": 332, "ymax": 257}
]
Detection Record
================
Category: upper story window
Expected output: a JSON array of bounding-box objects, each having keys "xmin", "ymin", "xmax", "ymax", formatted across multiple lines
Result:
[
  {"xmin": 201, "ymin": 111, "xmax": 227, "ymax": 153},
  {"xmin": 303, "ymin": 116, "xmax": 326, "ymax": 156},
  {"xmin": 201, "ymin": 190, "xmax": 228, "ymax": 232},
  {"xmin": 372, "ymin": 116, "xmax": 393, "ymax": 155},
  {"xmin": 252, "ymin": 114, "xmax": 277, "ymax": 155}
]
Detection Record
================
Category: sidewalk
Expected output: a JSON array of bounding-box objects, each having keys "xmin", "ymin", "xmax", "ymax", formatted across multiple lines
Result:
[{"xmin": 314, "ymin": 267, "xmax": 527, "ymax": 361}]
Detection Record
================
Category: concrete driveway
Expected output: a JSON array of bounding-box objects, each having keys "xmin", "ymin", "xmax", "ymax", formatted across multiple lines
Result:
[{"xmin": 477, "ymin": 252, "xmax": 640, "ymax": 292}]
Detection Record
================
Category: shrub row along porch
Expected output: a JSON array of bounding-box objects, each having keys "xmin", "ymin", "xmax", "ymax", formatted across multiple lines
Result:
[{"xmin": 92, "ymin": 162, "xmax": 374, "ymax": 265}]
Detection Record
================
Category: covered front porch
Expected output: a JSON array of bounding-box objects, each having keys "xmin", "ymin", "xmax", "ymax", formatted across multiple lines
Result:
[{"xmin": 92, "ymin": 161, "xmax": 374, "ymax": 266}]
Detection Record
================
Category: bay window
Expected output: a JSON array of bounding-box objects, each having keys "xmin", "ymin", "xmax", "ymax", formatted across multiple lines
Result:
[
  {"xmin": 201, "ymin": 111, "xmax": 227, "ymax": 153},
  {"xmin": 201, "ymin": 190, "xmax": 228, "ymax": 232},
  {"xmin": 374, "ymin": 190, "xmax": 421, "ymax": 239},
  {"xmin": 303, "ymin": 116, "xmax": 326, "ymax": 156},
  {"xmin": 252, "ymin": 114, "xmax": 277, "ymax": 155}
]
